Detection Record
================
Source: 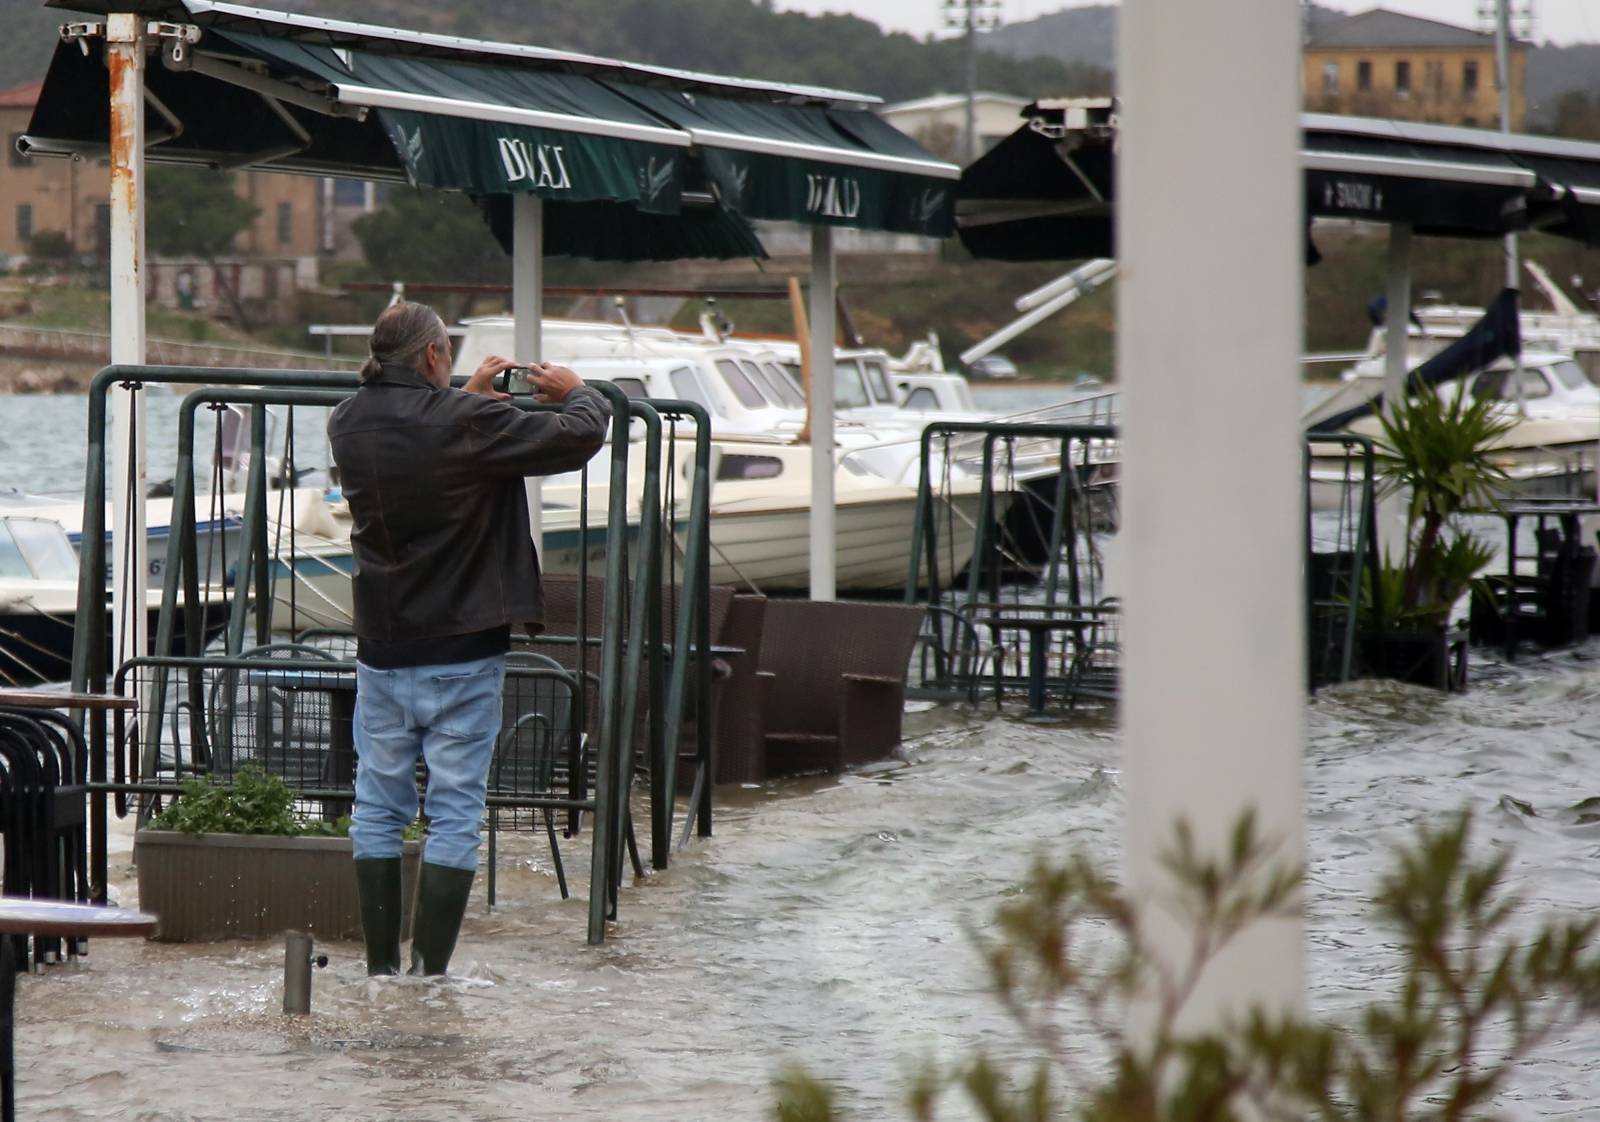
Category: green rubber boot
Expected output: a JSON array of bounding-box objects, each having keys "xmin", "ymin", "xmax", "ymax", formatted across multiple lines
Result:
[
  {"xmin": 354, "ymin": 857, "xmax": 404, "ymax": 976},
  {"xmin": 407, "ymin": 862, "xmax": 476, "ymax": 976}
]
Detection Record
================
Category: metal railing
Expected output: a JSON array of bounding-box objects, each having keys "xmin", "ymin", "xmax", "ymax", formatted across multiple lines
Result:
[{"xmin": 71, "ymin": 365, "xmax": 712, "ymax": 944}]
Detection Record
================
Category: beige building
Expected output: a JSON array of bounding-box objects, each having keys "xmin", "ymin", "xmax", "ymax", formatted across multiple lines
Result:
[
  {"xmin": 2, "ymin": 80, "xmax": 375, "ymax": 270},
  {"xmin": 879, "ymin": 92, "xmax": 1030, "ymax": 163},
  {"xmin": 1303, "ymin": 8, "xmax": 1526, "ymax": 130}
]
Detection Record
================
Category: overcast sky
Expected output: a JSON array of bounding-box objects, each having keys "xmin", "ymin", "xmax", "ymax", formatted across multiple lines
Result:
[{"xmin": 775, "ymin": 1, "xmax": 1597, "ymax": 46}]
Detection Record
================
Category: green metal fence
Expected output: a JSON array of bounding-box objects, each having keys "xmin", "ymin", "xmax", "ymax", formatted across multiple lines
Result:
[{"xmin": 72, "ymin": 365, "xmax": 712, "ymax": 944}]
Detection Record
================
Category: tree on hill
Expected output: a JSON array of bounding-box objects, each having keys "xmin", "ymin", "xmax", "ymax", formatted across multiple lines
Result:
[
  {"xmin": 1541, "ymin": 90, "xmax": 1600, "ymax": 142},
  {"xmin": 351, "ymin": 189, "xmax": 511, "ymax": 321},
  {"xmin": 145, "ymin": 166, "xmax": 261, "ymax": 328},
  {"xmin": 266, "ymin": 0, "xmax": 1110, "ymax": 105}
]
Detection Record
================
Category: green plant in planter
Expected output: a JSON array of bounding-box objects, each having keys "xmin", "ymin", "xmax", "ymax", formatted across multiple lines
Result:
[
  {"xmin": 147, "ymin": 765, "xmax": 423, "ymax": 839},
  {"xmin": 1370, "ymin": 382, "xmax": 1513, "ymax": 630},
  {"xmin": 773, "ymin": 812, "xmax": 1600, "ymax": 1121}
]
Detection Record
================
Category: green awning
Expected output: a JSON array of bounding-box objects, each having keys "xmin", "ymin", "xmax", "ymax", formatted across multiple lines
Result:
[
  {"xmin": 215, "ymin": 31, "xmax": 691, "ymax": 212},
  {"xmin": 609, "ymin": 85, "xmax": 959, "ymax": 237},
  {"xmin": 21, "ymin": 2, "xmax": 961, "ymax": 257}
]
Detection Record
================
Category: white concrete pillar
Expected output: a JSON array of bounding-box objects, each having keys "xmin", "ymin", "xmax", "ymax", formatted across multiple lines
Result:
[
  {"xmin": 808, "ymin": 225, "xmax": 836, "ymax": 602},
  {"xmin": 1119, "ymin": 0, "xmax": 1304, "ymax": 1040},
  {"xmin": 513, "ymin": 194, "xmax": 544, "ymax": 554},
  {"xmin": 107, "ymin": 13, "xmax": 149, "ymax": 676},
  {"xmin": 1382, "ymin": 223, "xmax": 1413, "ymax": 557}
]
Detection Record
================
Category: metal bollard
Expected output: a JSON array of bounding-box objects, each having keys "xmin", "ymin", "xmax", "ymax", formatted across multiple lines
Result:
[{"xmin": 282, "ymin": 932, "xmax": 328, "ymax": 1015}]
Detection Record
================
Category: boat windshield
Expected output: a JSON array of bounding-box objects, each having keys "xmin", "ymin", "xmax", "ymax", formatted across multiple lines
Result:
[
  {"xmin": 835, "ymin": 361, "xmax": 870, "ymax": 409},
  {"xmin": 750, "ymin": 361, "xmax": 805, "ymax": 408},
  {"xmin": 669, "ymin": 366, "xmax": 721, "ymax": 417},
  {"xmin": 6, "ymin": 518, "xmax": 78, "ymax": 580},
  {"xmin": 861, "ymin": 359, "xmax": 892, "ymax": 403},
  {"xmin": 1553, "ymin": 360, "xmax": 1589, "ymax": 392},
  {"xmin": 714, "ymin": 360, "xmax": 771, "ymax": 409}
]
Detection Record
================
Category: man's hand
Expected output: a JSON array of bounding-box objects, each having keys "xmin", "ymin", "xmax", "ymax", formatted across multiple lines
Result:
[
  {"xmin": 463, "ymin": 355, "xmax": 516, "ymax": 401},
  {"xmin": 528, "ymin": 362, "xmax": 584, "ymax": 403}
]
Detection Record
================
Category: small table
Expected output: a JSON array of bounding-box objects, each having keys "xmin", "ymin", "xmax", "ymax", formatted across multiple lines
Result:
[
  {"xmin": 982, "ymin": 611, "xmax": 1113, "ymax": 713},
  {"xmin": 0, "ymin": 899, "xmax": 156, "ymax": 1122},
  {"xmin": 0, "ymin": 691, "xmax": 136, "ymax": 713}
]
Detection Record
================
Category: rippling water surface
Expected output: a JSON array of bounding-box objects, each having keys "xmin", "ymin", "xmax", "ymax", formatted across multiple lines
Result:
[
  {"xmin": 7, "ymin": 392, "xmax": 1600, "ymax": 1116},
  {"xmin": 15, "ymin": 644, "xmax": 1600, "ymax": 1120}
]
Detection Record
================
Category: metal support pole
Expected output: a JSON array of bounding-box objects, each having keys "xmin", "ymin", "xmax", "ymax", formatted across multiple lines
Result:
[
  {"xmin": 1120, "ymin": 0, "xmax": 1304, "ymax": 1040},
  {"xmin": 808, "ymin": 226, "xmax": 837, "ymax": 602},
  {"xmin": 514, "ymin": 194, "xmax": 545, "ymax": 555},
  {"xmin": 107, "ymin": 13, "xmax": 149, "ymax": 689},
  {"xmin": 283, "ymin": 931, "xmax": 324, "ymax": 1015},
  {"xmin": 1382, "ymin": 222, "xmax": 1413, "ymax": 559},
  {"xmin": 1494, "ymin": 0, "xmax": 1526, "ymax": 419},
  {"xmin": 964, "ymin": 1, "xmax": 978, "ymax": 165}
]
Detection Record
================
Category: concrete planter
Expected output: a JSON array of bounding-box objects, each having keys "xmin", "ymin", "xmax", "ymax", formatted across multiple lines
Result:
[{"xmin": 134, "ymin": 831, "xmax": 421, "ymax": 943}]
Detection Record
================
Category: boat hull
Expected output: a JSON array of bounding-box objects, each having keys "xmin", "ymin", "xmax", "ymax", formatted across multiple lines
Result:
[{"xmin": 706, "ymin": 491, "xmax": 994, "ymax": 593}]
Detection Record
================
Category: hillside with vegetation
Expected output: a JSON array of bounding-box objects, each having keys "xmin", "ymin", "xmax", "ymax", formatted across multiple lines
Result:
[{"xmin": 0, "ymin": 0, "xmax": 1108, "ymax": 102}]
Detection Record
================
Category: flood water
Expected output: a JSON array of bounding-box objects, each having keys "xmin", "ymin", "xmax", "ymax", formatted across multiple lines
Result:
[
  {"xmin": 7, "ymin": 390, "xmax": 1600, "ymax": 1117},
  {"xmin": 16, "ymin": 645, "xmax": 1600, "ymax": 1121}
]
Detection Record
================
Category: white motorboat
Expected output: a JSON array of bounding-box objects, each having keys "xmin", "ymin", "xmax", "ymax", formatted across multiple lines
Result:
[
  {"xmin": 1306, "ymin": 350, "xmax": 1600, "ymax": 509},
  {"xmin": 453, "ymin": 319, "xmax": 1013, "ymax": 593},
  {"xmin": 0, "ymin": 514, "xmax": 228, "ymax": 685}
]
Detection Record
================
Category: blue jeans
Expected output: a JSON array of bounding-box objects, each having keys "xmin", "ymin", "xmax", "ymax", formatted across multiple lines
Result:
[{"xmin": 350, "ymin": 653, "xmax": 506, "ymax": 871}]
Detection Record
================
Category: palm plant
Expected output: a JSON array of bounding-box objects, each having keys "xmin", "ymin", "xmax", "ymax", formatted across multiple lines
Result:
[{"xmin": 1371, "ymin": 381, "xmax": 1514, "ymax": 626}]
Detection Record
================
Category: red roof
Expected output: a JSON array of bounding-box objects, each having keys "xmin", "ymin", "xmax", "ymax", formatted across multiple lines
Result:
[{"xmin": 0, "ymin": 81, "xmax": 43, "ymax": 110}]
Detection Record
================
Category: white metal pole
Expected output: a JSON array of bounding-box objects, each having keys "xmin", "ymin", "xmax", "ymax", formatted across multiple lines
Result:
[
  {"xmin": 1120, "ymin": 0, "xmax": 1304, "ymax": 1040},
  {"xmin": 1494, "ymin": 0, "xmax": 1526, "ymax": 418},
  {"xmin": 107, "ymin": 13, "xmax": 149, "ymax": 680},
  {"xmin": 513, "ymin": 194, "xmax": 544, "ymax": 555},
  {"xmin": 808, "ymin": 225, "xmax": 837, "ymax": 602},
  {"xmin": 1382, "ymin": 222, "xmax": 1413, "ymax": 558}
]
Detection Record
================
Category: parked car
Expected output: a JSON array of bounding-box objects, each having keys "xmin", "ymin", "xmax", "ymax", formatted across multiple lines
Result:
[{"xmin": 968, "ymin": 354, "xmax": 1019, "ymax": 380}]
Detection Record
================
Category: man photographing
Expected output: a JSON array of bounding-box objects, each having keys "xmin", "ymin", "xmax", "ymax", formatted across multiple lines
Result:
[{"xmin": 329, "ymin": 301, "xmax": 610, "ymax": 975}]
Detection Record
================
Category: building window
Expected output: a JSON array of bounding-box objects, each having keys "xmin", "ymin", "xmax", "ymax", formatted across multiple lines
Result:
[
  {"xmin": 1356, "ymin": 60, "xmax": 1373, "ymax": 92},
  {"xmin": 15, "ymin": 204, "xmax": 31, "ymax": 243},
  {"xmin": 1424, "ymin": 60, "xmax": 1444, "ymax": 95},
  {"xmin": 331, "ymin": 178, "xmax": 366, "ymax": 205},
  {"xmin": 276, "ymin": 202, "xmax": 293, "ymax": 245},
  {"xmin": 1395, "ymin": 60, "xmax": 1411, "ymax": 97},
  {"xmin": 1463, "ymin": 60, "xmax": 1479, "ymax": 97},
  {"xmin": 7, "ymin": 133, "xmax": 28, "ymax": 168},
  {"xmin": 1321, "ymin": 61, "xmax": 1339, "ymax": 96}
]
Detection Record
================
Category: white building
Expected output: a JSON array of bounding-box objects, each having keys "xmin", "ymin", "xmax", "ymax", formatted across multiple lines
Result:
[{"xmin": 878, "ymin": 92, "xmax": 1030, "ymax": 162}]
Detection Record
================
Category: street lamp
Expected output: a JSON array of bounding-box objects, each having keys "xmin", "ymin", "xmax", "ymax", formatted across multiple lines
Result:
[{"xmin": 941, "ymin": 0, "xmax": 1003, "ymax": 164}]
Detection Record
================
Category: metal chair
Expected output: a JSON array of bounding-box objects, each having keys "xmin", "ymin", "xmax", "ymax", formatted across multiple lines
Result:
[{"xmin": 486, "ymin": 652, "xmax": 582, "ymax": 905}]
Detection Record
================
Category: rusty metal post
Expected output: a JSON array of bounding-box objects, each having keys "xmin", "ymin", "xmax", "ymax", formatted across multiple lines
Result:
[
  {"xmin": 283, "ymin": 931, "xmax": 326, "ymax": 1014},
  {"xmin": 107, "ymin": 13, "xmax": 149, "ymax": 690}
]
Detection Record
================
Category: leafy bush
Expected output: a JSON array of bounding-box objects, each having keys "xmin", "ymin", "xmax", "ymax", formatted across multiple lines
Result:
[
  {"xmin": 1373, "ymin": 382, "xmax": 1512, "ymax": 627},
  {"xmin": 147, "ymin": 765, "xmax": 422, "ymax": 839},
  {"xmin": 774, "ymin": 812, "xmax": 1600, "ymax": 1121}
]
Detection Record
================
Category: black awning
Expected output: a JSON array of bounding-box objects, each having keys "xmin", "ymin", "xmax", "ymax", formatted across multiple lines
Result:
[
  {"xmin": 957, "ymin": 104, "xmax": 1600, "ymax": 261},
  {"xmin": 23, "ymin": 1, "xmax": 954, "ymax": 250},
  {"xmin": 603, "ymin": 84, "xmax": 958, "ymax": 237}
]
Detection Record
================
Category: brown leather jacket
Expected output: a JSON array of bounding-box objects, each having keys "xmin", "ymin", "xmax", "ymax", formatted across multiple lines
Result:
[{"xmin": 328, "ymin": 364, "xmax": 611, "ymax": 641}]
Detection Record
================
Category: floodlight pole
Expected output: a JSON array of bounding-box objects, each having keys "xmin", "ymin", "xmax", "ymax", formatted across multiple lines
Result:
[
  {"xmin": 513, "ymin": 194, "xmax": 544, "ymax": 553},
  {"xmin": 1494, "ymin": 0, "xmax": 1527, "ymax": 420},
  {"xmin": 1120, "ymin": 0, "xmax": 1304, "ymax": 1039},
  {"xmin": 107, "ymin": 13, "xmax": 149, "ymax": 692},
  {"xmin": 808, "ymin": 225, "xmax": 837, "ymax": 602},
  {"xmin": 963, "ymin": 1, "xmax": 978, "ymax": 164}
]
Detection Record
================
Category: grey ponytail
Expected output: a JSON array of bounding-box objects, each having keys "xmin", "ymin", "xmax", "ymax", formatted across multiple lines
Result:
[{"xmin": 362, "ymin": 301, "xmax": 449, "ymax": 381}]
